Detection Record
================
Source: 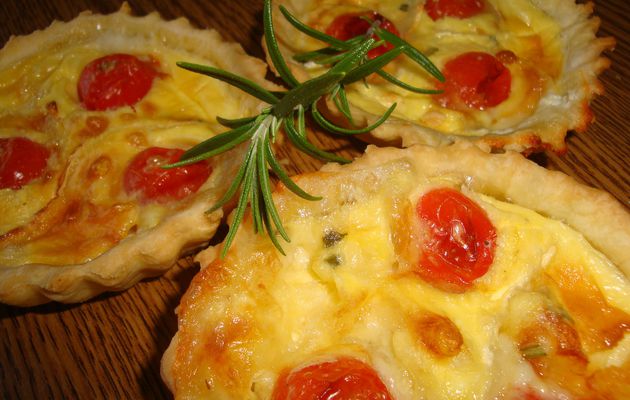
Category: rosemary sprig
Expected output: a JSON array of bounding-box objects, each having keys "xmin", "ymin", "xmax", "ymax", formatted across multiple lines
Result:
[
  {"xmin": 282, "ymin": 5, "xmax": 445, "ymax": 92},
  {"xmin": 166, "ymin": 0, "xmax": 442, "ymax": 257}
]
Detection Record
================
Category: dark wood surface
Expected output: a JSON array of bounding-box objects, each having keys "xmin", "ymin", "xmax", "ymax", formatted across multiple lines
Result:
[{"xmin": 0, "ymin": 0, "xmax": 628, "ymax": 398}]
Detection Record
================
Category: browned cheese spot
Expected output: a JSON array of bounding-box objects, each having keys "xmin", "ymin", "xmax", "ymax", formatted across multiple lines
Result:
[
  {"xmin": 87, "ymin": 155, "xmax": 112, "ymax": 181},
  {"xmin": 415, "ymin": 313, "xmax": 463, "ymax": 358}
]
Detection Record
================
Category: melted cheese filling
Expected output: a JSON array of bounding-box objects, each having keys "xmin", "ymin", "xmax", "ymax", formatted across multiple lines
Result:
[
  {"xmin": 0, "ymin": 30, "xmax": 260, "ymax": 121},
  {"xmin": 0, "ymin": 122, "xmax": 230, "ymax": 266},
  {"xmin": 280, "ymin": 0, "xmax": 563, "ymax": 135},
  {"xmin": 176, "ymin": 164, "xmax": 630, "ymax": 399},
  {"xmin": 0, "ymin": 34, "xmax": 263, "ymax": 263}
]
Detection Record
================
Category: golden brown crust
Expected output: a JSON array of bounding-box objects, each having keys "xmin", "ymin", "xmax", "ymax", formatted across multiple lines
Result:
[
  {"xmin": 0, "ymin": 200, "xmax": 221, "ymax": 306},
  {"xmin": 0, "ymin": 6, "xmax": 276, "ymax": 306},
  {"xmin": 268, "ymin": 0, "xmax": 614, "ymax": 154}
]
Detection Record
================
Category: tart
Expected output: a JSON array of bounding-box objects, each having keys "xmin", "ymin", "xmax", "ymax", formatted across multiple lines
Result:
[
  {"xmin": 268, "ymin": 0, "xmax": 614, "ymax": 153},
  {"xmin": 162, "ymin": 142, "xmax": 630, "ymax": 399},
  {"xmin": 0, "ymin": 5, "xmax": 276, "ymax": 306}
]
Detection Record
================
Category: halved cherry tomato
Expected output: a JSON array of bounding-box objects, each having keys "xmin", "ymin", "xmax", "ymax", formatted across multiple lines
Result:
[
  {"xmin": 425, "ymin": 0, "xmax": 485, "ymax": 21},
  {"xmin": 123, "ymin": 147, "xmax": 211, "ymax": 203},
  {"xmin": 0, "ymin": 137, "xmax": 50, "ymax": 190},
  {"xmin": 272, "ymin": 357, "xmax": 393, "ymax": 400},
  {"xmin": 416, "ymin": 188, "xmax": 496, "ymax": 291},
  {"xmin": 78, "ymin": 54, "xmax": 158, "ymax": 111},
  {"xmin": 326, "ymin": 11, "xmax": 400, "ymax": 59},
  {"xmin": 436, "ymin": 52, "xmax": 511, "ymax": 110}
]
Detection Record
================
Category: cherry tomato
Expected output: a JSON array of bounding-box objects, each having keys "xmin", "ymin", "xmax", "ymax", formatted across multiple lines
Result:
[
  {"xmin": 416, "ymin": 188, "xmax": 496, "ymax": 291},
  {"xmin": 436, "ymin": 52, "xmax": 511, "ymax": 110},
  {"xmin": 78, "ymin": 54, "xmax": 158, "ymax": 111},
  {"xmin": 272, "ymin": 357, "xmax": 393, "ymax": 400},
  {"xmin": 326, "ymin": 11, "xmax": 400, "ymax": 59},
  {"xmin": 123, "ymin": 147, "xmax": 211, "ymax": 203},
  {"xmin": 0, "ymin": 137, "xmax": 50, "ymax": 190},
  {"xmin": 425, "ymin": 0, "xmax": 485, "ymax": 20}
]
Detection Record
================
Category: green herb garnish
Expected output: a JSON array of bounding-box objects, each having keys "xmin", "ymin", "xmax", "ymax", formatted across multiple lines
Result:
[
  {"xmin": 323, "ymin": 229, "xmax": 347, "ymax": 248},
  {"xmin": 166, "ymin": 0, "xmax": 441, "ymax": 257},
  {"xmin": 520, "ymin": 344, "xmax": 547, "ymax": 359}
]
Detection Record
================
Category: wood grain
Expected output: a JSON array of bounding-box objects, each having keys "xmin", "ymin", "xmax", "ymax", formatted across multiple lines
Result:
[{"xmin": 0, "ymin": 0, "xmax": 627, "ymax": 398}]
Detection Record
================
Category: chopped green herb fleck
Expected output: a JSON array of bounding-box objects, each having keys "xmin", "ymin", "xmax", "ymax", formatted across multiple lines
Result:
[
  {"xmin": 325, "ymin": 254, "xmax": 342, "ymax": 266},
  {"xmin": 323, "ymin": 229, "xmax": 347, "ymax": 247},
  {"xmin": 520, "ymin": 344, "xmax": 547, "ymax": 359}
]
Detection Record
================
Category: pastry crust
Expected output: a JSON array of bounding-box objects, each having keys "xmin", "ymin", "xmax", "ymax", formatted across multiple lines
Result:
[
  {"xmin": 1, "ymin": 196, "xmax": 221, "ymax": 306},
  {"xmin": 162, "ymin": 142, "xmax": 630, "ymax": 399},
  {"xmin": 268, "ymin": 0, "xmax": 614, "ymax": 153},
  {"xmin": 0, "ymin": 5, "xmax": 277, "ymax": 306}
]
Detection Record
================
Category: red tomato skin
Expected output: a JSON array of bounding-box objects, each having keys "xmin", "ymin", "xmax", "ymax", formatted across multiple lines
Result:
[
  {"xmin": 78, "ymin": 54, "xmax": 157, "ymax": 111},
  {"xmin": 325, "ymin": 11, "xmax": 400, "ymax": 59},
  {"xmin": 123, "ymin": 147, "xmax": 212, "ymax": 204},
  {"xmin": 416, "ymin": 188, "xmax": 496, "ymax": 291},
  {"xmin": 425, "ymin": 0, "xmax": 485, "ymax": 20},
  {"xmin": 508, "ymin": 387, "xmax": 551, "ymax": 400},
  {"xmin": 436, "ymin": 52, "xmax": 511, "ymax": 110},
  {"xmin": 0, "ymin": 137, "xmax": 50, "ymax": 190},
  {"xmin": 272, "ymin": 357, "xmax": 393, "ymax": 400}
]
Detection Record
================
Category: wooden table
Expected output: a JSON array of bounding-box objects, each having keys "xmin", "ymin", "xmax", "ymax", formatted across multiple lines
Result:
[{"xmin": 0, "ymin": 0, "xmax": 628, "ymax": 398}]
